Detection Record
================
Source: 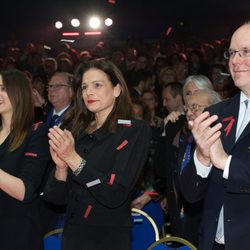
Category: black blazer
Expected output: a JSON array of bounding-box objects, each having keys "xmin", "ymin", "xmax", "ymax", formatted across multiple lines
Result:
[
  {"xmin": 0, "ymin": 122, "xmax": 50, "ymax": 250},
  {"xmin": 44, "ymin": 119, "xmax": 151, "ymax": 250},
  {"xmin": 181, "ymin": 93, "xmax": 250, "ymax": 250}
]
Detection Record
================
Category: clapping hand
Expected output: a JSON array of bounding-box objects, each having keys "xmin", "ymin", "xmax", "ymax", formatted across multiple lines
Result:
[
  {"xmin": 48, "ymin": 126, "xmax": 82, "ymax": 173},
  {"xmin": 189, "ymin": 111, "xmax": 222, "ymax": 166}
]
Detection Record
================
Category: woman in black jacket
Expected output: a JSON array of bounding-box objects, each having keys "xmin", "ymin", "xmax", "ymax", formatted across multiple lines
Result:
[
  {"xmin": 45, "ymin": 59, "xmax": 151, "ymax": 250},
  {"xmin": 0, "ymin": 69, "xmax": 50, "ymax": 250}
]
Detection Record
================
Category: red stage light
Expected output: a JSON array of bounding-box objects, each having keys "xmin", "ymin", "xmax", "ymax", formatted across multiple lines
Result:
[
  {"xmin": 108, "ymin": 0, "xmax": 116, "ymax": 4},
  {"xmin": 84, "ymin": 31, "xmax": 102, "ymax": 36},
  {"xmin": 62, "ymin": 32, "xmax": 80, "ymax": 36}
]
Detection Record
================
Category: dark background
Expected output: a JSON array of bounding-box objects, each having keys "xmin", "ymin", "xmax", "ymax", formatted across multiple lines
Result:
[{"xmin": 2, "ymin": 0, "xmax": 250, "ymax": 46}]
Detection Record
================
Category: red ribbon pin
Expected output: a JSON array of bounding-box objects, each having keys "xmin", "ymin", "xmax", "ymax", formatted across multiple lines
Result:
[
  {"xmin": 83, "ymin": 205, "xmax": 92, "ymax": 219},
  {"xmin": 25, "ymin": 152, "xmax": 38, "ymax": 157},
  {"xmin": 116, "ymin": 140, "xmax": 128, "ymax": 150},
  {"xmin": 33, "ymin": 122, "xmax": 42, "ymax": 131},
  {"xmin": 107, "ymin": 174, "xmax": 116, "ymax": 185},
  {"xmin": 222, "ymin": 116, "xmax": 235, "ymax": 136}
]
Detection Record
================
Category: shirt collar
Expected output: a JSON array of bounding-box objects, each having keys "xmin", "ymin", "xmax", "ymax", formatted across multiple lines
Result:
[
  {"xmin": 53, "ymin": 104, "xmax": 71, "ymax": 116},
  {"xmin": 240, "ymin": 91, "xmax": 249, "ymax": 104}
]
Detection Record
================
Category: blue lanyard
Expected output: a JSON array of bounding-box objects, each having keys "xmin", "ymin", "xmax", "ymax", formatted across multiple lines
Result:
[{"xmin": 180, "ymin": 135, "xmax": 194, "ymax": 173}]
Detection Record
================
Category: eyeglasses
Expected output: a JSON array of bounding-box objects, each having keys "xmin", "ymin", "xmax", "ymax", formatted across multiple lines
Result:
[
  {"xmin": 184, "ymin": 104, "xmax": 207, "ymax": 113},
  {"xmin": 47, "ymin": 84, "xmax": 71, "ymax": 90},
  {"xmin": 224, "ymin": 48, "xmax": 250, "ymax": 60}
]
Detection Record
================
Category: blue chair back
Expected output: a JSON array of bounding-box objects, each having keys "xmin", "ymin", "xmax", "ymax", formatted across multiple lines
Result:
[
  {"xmin": 143, "ymin": 199, "xmax": 164, "ymax": 234},
  {"xmin": 132, "ymin": 191, "xmax": 164, "ymax": 234},
  {"xmin": 147, "ymin": 236, "xmax": 197, "ymax": 250},
  {"xmin": 131, "ymin": 208, "xmax": 159, "ymax": 250},
  {"xmin": 44, "ymin": 228, "xmax": 63, "ymax": 250},
  {"xmin": 152, "ymin": 243, "xmax": 191, "ymax": 249},
  {"xmin": 44, "ymin": 235, "xmax": 61, "ymax": 250}
]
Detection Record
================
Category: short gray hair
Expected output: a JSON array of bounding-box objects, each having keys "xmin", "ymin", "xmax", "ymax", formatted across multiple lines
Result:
[
  {"xmin": 188, "ymin": 89, "xmax": 221, "ymax": 106},
  {"xmin": 183, "ymin": 75, "xmax": 214, "ymax": 102}
]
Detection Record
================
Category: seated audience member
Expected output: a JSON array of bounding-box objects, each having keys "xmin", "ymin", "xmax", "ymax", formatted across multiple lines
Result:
[
  {"xmin": 141, "ymin": 90, "xmax": 163, "ymax": 128},
  {"xmin": 46, "ymin": 72, "xmax": 74, "ymax": 127},
  {"xmin": 183, "ymin": 74, "xmax": 214, "ymax": 103},
  {"xmin": 134, "ymin": 89, "xmax": 221, "ymax": 246},
  {"xmin": 41, "ymin": 71, "xmax": 74, "ymax": 234},
  {"xmin": 162, "ymin": 81, "xmax": 184, "ymax": 119},
  {"xmin": 32, "ymin": 73, "xmax": 49, "ymax": 122},
  {"xmin": 43, "ymin": 57, "xmax": 58, "ymax": 81},
  {"xmin": 128, "ymin": 70, "xmax": 153, "ymax": 99},
  {"xmin": 132, "ymin": 98, "xmax": 148, "ymax": 121}
]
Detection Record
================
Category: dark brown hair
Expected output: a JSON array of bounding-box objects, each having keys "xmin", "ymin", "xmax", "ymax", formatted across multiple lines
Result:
[
  {"xmin": 63, "ymin": 59, "xmax": 132, "ymax": 137},
  {"xmin": 1, "ymin": 69, "xmax": 34, "ymax": 151}
]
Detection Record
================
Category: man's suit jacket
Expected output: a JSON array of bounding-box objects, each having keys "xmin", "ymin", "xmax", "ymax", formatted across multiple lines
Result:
[{"xmin": 181, "ymin": 93, "xmax": 250, "ymax": 250}]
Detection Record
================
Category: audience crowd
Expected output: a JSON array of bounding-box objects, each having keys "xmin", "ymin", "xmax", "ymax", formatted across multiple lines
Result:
[{"xmin": 0, "ymin": 31, "xmax": 242, "ymax": 249}]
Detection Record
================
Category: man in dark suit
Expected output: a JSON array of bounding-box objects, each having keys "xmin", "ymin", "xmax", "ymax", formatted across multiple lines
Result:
[
  {"xmin": 46, "ymin": 72, "xmax": 74, "ymax": 127},
  {"xmin": 181, "ymin": 22, "xmax": 250, "ymax": 250},
  {"xmin": 41, "ymin": 71, "xmax": 74, "ymax": 234},
  {"xmin": 127, "ymin": 69, "xmax": 153, "ymax": 99}
]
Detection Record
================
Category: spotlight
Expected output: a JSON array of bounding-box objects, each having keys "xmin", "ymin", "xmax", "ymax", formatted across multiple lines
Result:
[
  {"xmin": 55, "ymin": 21, "xmax": 63, "ymax": 29},
  {"xmin": 71, "ymin": 18, "xmax": 80, "ymax": 27},
  {"xmin": 89, "ymin": 17, "xmax": 101, "ymax": 29},
  {"xmin": 104, "ymin": 18, "xmax": 113, "ymax": 27}
]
